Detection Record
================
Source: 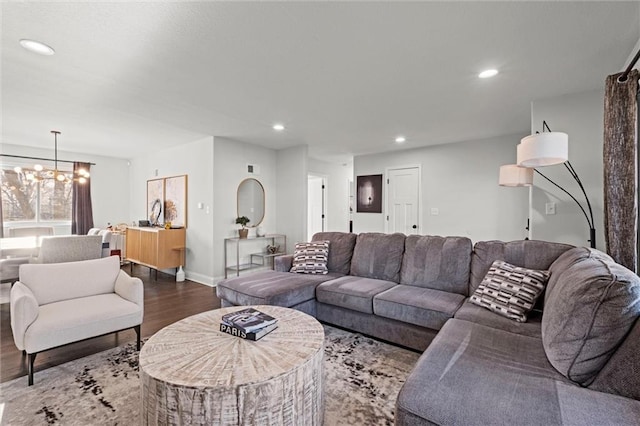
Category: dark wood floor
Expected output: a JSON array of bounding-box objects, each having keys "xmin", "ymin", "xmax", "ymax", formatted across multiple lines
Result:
[{"xmin": 0, "ymin": 264, "xmax": 220, "ymax": 383}]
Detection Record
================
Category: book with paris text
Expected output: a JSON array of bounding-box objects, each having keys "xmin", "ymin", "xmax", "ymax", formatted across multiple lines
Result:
[
  {"xmin": 219, "ymin": 322, "xmax": 278, "ymax": 341},
  {"xmin": 221, "ymin": 307, "xmax": 278, "ymax": 333}
]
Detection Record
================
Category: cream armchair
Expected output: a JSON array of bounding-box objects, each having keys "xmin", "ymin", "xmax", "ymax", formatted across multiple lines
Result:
[{"xmin": 10, "ymin": 256, "xmax": 144, "ymax": 385}]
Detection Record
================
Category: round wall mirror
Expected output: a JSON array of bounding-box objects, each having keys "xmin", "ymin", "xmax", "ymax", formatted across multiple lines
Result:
[{"xmin": 237, "ymin": 178, "xmax": 265, "ymax": 227}]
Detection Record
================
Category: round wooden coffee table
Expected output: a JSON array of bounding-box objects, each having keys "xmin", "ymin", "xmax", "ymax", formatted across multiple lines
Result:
[{"xmin": 139, "ymin": 305, "xmax": 324, "ymax": 425}]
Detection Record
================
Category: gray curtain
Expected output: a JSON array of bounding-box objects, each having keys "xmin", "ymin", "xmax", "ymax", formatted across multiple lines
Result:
[
  {"xmin": 71, "ymin": 162, "xmax": 94, "ymax": 235},
  {"xmin": 603, "ymin": 69, "xmax": 638, "ymax": 272}
]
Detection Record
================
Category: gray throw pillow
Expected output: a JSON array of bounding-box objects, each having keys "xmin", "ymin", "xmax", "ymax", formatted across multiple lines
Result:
[
  {"xmin": 470, "ymin": 260, "xmax": 549, "ymax": 322},
  {"xmin": 290, "ymin": 241, "xmax": 329, "ymax": 274}
]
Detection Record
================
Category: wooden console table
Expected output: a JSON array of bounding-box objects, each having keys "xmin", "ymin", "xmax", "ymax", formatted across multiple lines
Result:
[
  {"xmin": 125, "ymin": 227, "xmax": 185, "ymax": 276},
  {"xmin": 224, "ymin": 234, "xmax": 286, "ymax": 278}
]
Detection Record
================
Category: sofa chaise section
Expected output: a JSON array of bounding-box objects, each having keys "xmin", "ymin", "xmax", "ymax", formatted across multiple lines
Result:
[
  {"xmin": 396, "ymin": 245, "xmax": 640, "ymax": 425},
  {"xmin": 395, "ymin": 318, "xmax": 640, "ymax": 426}
]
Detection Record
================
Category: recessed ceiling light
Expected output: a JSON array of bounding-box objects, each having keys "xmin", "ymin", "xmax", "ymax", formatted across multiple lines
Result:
[
  {"xmin": 272, "ymin": 123, "xmax": 285, "ymax": 131},
  {"xmin": 395, "ymin": 136, "xmax": 406, "ymax": 143},
  {"xmin": 479, "ymin": 69, "xmax": 498, "ymax": 79},
  {"xmin": 19, "ymin": 39, "xmax": 55, "ymax": 56}
]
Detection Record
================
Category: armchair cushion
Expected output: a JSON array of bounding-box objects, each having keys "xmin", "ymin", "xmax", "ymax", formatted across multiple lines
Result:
[
  {"xmin": 24, "ymin": 293, "xmax": 142, "ymax": 354},
  {"xmin": 19, "ymin": 256, "xmax": 121, "ymax": 305}
]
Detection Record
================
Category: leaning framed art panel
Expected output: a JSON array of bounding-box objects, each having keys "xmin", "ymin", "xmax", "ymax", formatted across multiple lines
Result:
[
  {"xmin": 164, "ymin": 175, "xmax": 188, "ymax": 228},
  {"xmin": 147, "ymin": 178, "xmax": 164, "ymax": 226}
]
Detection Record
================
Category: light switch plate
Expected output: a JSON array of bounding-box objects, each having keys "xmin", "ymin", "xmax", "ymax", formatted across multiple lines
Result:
[{"xmin": 545, "ymin": 202, "xmax": 556, "ymax": 215}]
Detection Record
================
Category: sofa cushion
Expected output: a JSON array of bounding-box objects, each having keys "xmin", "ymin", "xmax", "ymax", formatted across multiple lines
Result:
[
  {"xmin": 396, "ymin": 318, "xmax": 567, "ymax": 425},
  {"xmin": 24, "ymin": 293, "xmax": 142, "ymax": 353},
  {"xmin": 470, "ymin": 240, "xmax": 573, "ymax": 295},
  {"xmin": 312, "ymin": 232, "xmax": 357, "ymax": 275},
  {"xmin": 316, "ymin": 276, "xmax": 396, "ymax": 314},
  {"xmin": 216, "ymin": 270, "xmax": 337, "ymax": 307},
  {"xmin": 454, "ymin": 300, "xmax": 542, "ymax": 338},
  {"xmin": 290, "ymin": 241, "xmax": 329, "ymax": 274},
  {"xmin": 374, "ymin": 285, "xmax": 465, "ymax": 330},
  {"xmin": 400, "ymin": 235, "xmax": 472, "ymax": 295},
  {"xmin": 396, "ymin": 319, "xmax": 640, "ymax": 426},
  {"xmin": 542, "ymin": 247, "xmax": 640, "ymax": 386},
  {"xmin": 470, "ymin": 260, "xmax": 549, "ymax": 323},
  {"xmin": 350, "ymin": 232, "xmax": 405, "ymax": 282},
  {"xmin": 589, "ymin": 318, "xmax": 640, "ymax": 400},
  {"xmin": 18, "ymin": 256, "xmax": 120, "ymax": 305}
]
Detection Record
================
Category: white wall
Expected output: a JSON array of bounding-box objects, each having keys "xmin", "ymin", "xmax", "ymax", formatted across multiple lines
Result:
[
  {"xmin": 276, "ymin": 145, "xmax": 309, "ymax": 247},
  {"xmin": 308, "ymin": 158, "xmax": 352, "ymax": 233},
  {"xmin": 530, "ymin": 89, "xmax": 605, "ymax": 249},
  {"xmin": 1, "ymin": 143, "xmax": 130, "ymax": 234},
  {"xmin": 213, "ymin": 137, "xmax": 277, "ymax": 282},
  {"xmin": 353, "ymin": 134, "xmax": 530, "ymax": 243},
  {"xmin": 129, "ymin": 136, "xmax": 214, "ymax": 284}
]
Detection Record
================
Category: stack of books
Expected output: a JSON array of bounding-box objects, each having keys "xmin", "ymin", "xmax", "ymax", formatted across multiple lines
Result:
[{"xmin": 220, "ymin": 307, "xmax": 278, "ymax": 341}]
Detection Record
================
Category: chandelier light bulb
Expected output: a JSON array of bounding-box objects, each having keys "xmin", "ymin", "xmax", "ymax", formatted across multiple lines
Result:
[
  {"xmin": 26, "ymin": 172, "xmax": 35, "ymax": 180},
  {"xmin": 56, "ymin": 173, "xmax": 66, "ymax": 182},
  {"xmin": 34, "ymin": 164, "xmax": 43, "ymax": 171},
  {"xmin": 78, "ymin": 177, "xmax": 87, "ymax": 184},
  {"xmin": 13, "ymin": 166, "xmax": 22, "ymax": 173}
]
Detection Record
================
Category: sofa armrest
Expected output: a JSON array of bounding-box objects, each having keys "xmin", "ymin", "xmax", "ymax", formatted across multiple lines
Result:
[
  {"xmin": 275, "ymin": 255, "xmax": 293, "ymax": 272},
  {"xmin": 10, "ymin": 282, "xmax": 39, "ymax": 351},
  {"xmin": 114, "ymin": 270, "xmax": 144, "ymax": 308}
]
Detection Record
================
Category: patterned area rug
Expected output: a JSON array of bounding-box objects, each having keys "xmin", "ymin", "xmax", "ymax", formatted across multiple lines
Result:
[{"xmin": 0, "ymin": 325, "xmax": 420, "ymax": 425}]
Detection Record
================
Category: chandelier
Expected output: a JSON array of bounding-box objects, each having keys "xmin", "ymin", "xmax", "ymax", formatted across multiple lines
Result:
[{"xmin": 13, "ymin": 131, "xmax": 90, "ymax": 184}]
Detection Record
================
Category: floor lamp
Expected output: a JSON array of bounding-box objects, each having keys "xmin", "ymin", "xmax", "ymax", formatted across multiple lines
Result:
[
  {"xmin": 499, "ymin": 165, "xmax": 534, "ymax": 239},
  {"xmin": 515, "ymin": 121, "xmax": 596, "ymax": 248}
]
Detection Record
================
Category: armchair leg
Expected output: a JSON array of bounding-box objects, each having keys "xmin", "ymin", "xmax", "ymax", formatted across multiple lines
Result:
[
  {"xmin": 28, "ymin": 353, "xmax": 37, "ymax": 386},
  {"xmin": 134, "ymin": 325, "xmax": 141, "ymax": 351}
]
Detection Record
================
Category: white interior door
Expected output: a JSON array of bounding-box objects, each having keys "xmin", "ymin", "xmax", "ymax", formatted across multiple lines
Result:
[
  {"xmin": 307, "ymin": 176, "xmax": 325, "ymax": 240},
  {"xmin": 387, "ymin": 167, "xmax": 420, "ymax": 234}
]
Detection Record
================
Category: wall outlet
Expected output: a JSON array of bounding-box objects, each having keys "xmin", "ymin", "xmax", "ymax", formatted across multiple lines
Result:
[
  {"xmin": 430, "ymin": 207, "xmax": 439, "ymax": 216},
  {"xmin": 545, "ymin": 202, "xmax": 556, "ymax": 215}
]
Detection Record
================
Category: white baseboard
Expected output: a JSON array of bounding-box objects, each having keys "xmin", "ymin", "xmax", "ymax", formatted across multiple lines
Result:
[{"xmin": 185, "ymin": 271, "xmax": 215, "ymax": 287}]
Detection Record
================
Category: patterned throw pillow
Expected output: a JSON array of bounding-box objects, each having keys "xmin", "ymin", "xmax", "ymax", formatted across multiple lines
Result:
[
  {"xmin": 290, "ymin": 241, "xmax": 329, "ymax": 274},
  {"xmin": 470, "ymin": 260, "xmax": 550, "ymax": 322}
]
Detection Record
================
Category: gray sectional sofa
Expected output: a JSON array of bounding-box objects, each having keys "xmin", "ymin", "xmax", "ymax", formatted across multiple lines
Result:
[{"xmin": 216, "ymin": 232, "xmax": 640, "ymax": 424}]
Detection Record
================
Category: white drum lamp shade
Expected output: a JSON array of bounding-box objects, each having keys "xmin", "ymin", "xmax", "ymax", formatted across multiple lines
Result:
[
  {"xmin": 517, "ymin": 132, "xmax": 568, "ymax": 167},
  {"xmin": 499, "ymin": 165, "xmax": 533, "ymax": 187}
]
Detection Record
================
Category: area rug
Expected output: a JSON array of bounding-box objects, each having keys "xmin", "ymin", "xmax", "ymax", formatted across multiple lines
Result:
[{"xmin": 0, "ymin": 325, "xmax": 420, "ymax": 425}]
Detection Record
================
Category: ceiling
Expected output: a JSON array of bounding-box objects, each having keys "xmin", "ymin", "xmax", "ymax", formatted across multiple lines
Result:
[{"xmin": 2, "ymin": 1, "xmax": 639, "ymax": 163}]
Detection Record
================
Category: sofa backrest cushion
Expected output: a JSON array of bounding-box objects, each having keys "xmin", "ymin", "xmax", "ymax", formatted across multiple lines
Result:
[
  {"xmin": 400, "ymin": 235, "xmax": 472, "ymax": 295},
  {"xmin": 589, "ymin": 318, "xmax": 640, "ymax": 400},
  {"xmin": 36, "ymin": 235, "xmax": 103, "ymax": 264},
  {"xmin": 312, "ymin": 232, "xmax": 357, "ymax": 275},
  {"xmin": 350, "ymin": 232, "xmax": 405, "ymax": 282},
  {"xmin": 19, "ymin": 256, "xmax": 121, "ymax": 305},
  {"xmin": 542, "ymin": 247, "xmax": 640, "ymax": 386},
  {"xmin": 470, "ymin": 240, "xmax": 573, "ymax": 295}
]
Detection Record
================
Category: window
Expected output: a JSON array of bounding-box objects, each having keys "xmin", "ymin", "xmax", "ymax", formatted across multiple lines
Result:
[{"xmin": 1, "ymin": 162, "xmax": 73, "ymax": 223}]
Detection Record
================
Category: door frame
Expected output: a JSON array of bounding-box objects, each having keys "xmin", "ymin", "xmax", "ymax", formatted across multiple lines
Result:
[
  {"xmin": 307, "ymin": 173, "xmax": 328, "ymax": 240},
  {"xmin": 384, "ymin": 164, "xmax": 422, "ymax": 234}
]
